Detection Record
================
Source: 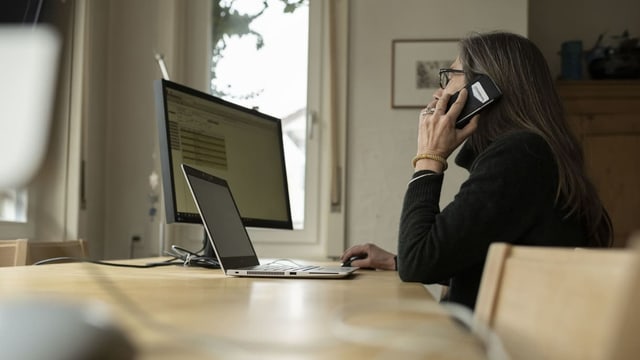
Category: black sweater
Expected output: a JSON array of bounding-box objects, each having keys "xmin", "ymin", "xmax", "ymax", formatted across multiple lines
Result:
[{"xmin": 397, "ymin": 131, "xmax": 587, "ymax": 309}]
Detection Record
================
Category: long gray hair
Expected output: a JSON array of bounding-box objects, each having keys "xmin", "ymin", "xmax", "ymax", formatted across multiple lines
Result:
[{"xmin": 459, "ymin": 31, "xmax": 612, "ymax": 247}]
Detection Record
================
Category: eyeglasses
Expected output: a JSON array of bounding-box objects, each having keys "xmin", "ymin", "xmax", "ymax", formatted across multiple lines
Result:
[{"xmin": 439, "ymin": 68, "xmax": 465, "ymax": 89}]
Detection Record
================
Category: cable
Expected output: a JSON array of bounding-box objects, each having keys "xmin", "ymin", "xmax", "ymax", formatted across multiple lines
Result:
[
  {"xmin": 164, "ymin": 245, "xmax": 220, "ymax": 269},
  {"xmin": 261, "ymin": 258, "xmax": 302, "ymax": 267},
  {"xmin": 33, "ymin": 243, "xmax": 220, "ymax": 269},
  {"xmin": 33, "ymin": 257, "xmax": 184, "ymax": 268}
]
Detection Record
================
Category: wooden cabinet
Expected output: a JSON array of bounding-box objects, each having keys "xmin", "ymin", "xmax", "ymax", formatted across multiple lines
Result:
[{"xmin": 557, "ymin": 80, "xmax": 640, "ymax": 247}]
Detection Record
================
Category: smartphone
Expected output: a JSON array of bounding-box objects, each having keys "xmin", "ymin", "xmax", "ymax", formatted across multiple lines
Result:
[{"xmin": 446, "ymin": 74, "xmax": 502, "ymax": 129}]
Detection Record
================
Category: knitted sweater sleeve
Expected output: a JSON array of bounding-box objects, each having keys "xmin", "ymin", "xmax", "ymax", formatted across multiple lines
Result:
[{"xmin": 397, "ymin": 132, "xmax": 557, "ymax": 283}]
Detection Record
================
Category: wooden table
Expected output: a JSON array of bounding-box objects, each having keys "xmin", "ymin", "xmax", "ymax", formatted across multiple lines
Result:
[{"xmin": 0, "ymin": 258, "xmax": 486, "ymax": 359}]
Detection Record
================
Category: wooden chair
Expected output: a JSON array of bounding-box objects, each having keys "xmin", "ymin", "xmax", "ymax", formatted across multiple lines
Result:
[
  {"xmin": 26, "ymin": 239, "xmax": 88, "ymax": 265},
  {"xmin": 0, "ymin": 239, "xmax": 28, "ymax": 266},
  {"xmin": 474, "ymin": 240, "xmax": 640, "ymax": 360}
]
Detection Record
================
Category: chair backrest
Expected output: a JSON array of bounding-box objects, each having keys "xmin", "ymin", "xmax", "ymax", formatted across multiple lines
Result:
[
  {"xmin": 26, "ymin": 239, "xmax": 88, "ymax": 265},
  {"xmin": 474, "ymin": 240, "xmax": 640, "ymax": 360},
  {"xmin": 0, "ymin": 239, "xmax": 28, "ymax": 267}
]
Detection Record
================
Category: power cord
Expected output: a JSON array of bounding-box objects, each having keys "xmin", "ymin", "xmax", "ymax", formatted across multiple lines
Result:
[
  {"xmin": 261, "ymin": 258, "xmax": 302, "ymax": 267},
  {"xmin": 34, "ymin": 244, "xmax": 220, "ymax": 269},
  {"xmin": 164, "ymin": 245, "xmax": 220, "ymax": 269},
  {"xmin": 33, "ymin": 257, "xmax": 183, "ymax": 268}
]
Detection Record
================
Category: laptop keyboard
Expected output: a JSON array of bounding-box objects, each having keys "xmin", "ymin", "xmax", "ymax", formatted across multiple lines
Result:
[{"xmin": 252, "ymin": 264, "xmax": 321, "ymax": 272}]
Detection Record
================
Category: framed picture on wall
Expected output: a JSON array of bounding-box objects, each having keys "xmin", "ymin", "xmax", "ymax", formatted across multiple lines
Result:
[{"xmin": 391, "ymin": 39, "xmax": 459, "ymax": 108}]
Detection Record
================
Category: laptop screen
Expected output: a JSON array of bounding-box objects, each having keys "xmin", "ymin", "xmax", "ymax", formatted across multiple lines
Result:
[
  {"xmin": 182, "ymin": 164, "xmax": 260, "ymax": 269},
  {"xmin": 182, "ymin": 163, "xmax": 358, "ymax": 279}
]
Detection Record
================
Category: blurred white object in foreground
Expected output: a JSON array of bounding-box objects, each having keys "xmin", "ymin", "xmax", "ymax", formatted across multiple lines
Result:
[{"xmin": 0, "ymin": 25, "xmax": 60, "ymax": 188}]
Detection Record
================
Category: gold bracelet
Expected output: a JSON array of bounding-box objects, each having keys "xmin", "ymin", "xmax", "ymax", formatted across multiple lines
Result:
[{"xmin": 412, "ymin": 153, "xmax": 448, "ymax": 171}]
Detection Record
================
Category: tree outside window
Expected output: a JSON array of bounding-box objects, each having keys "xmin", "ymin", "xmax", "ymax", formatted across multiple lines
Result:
[{"xmin": 210, "ymin": 0, "xmax": 309, "ymax": 229}]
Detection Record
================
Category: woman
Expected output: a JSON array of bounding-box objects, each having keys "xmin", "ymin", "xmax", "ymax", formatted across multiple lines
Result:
[{"xmin": 341, "ymin": 31, "xmax": 613, "ymax": 310}]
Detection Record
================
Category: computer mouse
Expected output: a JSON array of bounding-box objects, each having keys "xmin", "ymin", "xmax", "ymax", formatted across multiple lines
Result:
[
  {"xmin": 342, "ymin": 255, "xmax": 366, "ymax": 267},
  {"xmin": 0, "ymin": 297, "xmax": 136, "ymax": 360}
]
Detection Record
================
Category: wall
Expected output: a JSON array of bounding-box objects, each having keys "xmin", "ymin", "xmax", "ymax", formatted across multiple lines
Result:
[
  {"xmin": 82, "ymin": 0, "xmax": 108, "ymax": 259},
  {"xmin": 345, "ymin": 0, "xmax": 528, "ymax": 251},
  {"xmin": 81, "ymin": 0, "xmax": 211, "ymax": 259},
  {"xmin": 102, "ymin": 0, "xmax": 164, "ymax": 258}
]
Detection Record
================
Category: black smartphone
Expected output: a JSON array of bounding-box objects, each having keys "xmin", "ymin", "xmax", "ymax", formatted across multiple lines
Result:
[{"xmin": 446, "ymin": 74, "xmax": 502, "ymax": 129}]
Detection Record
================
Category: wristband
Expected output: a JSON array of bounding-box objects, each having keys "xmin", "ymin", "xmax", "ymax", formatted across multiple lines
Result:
[{"xmin": 412, "ymin": 153, "xmax": 448, "ymax": 171}]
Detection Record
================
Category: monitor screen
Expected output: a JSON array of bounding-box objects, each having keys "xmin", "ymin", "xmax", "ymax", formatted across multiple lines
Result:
[
  {"xmin": 0, "ymin": 0, "xmax": 71, "ymax": 27},
  {"xmin": 154, "ymin": 79, "xmax": 293, "ymax": 230},
  {"xmin": 0, "ymin": 0, "xmax": 44, "ymax": 24}
]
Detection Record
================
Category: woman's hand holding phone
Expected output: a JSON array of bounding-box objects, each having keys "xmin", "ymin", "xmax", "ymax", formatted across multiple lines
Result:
[
  {"xmin": 415, "ymin": 74, "xmax": 501, "ymax": 172},
  {"xmin": 415, "ymin": 89, "xmax": 479, "ymax": 172},
  {"xmin": 446, "ymin": 74, "xmax": 503, "ymax": 129}
]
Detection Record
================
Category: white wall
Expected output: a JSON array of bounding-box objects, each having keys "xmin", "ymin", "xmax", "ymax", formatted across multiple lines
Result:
[{"xmin": 345, "ymin": 0, "xmax": 528, "ymax": 251}]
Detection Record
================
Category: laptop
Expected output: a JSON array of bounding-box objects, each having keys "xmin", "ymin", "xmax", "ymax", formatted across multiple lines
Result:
[{"xmin": 181, "ymin": 164, "xmax": 358, "ymax": 278}]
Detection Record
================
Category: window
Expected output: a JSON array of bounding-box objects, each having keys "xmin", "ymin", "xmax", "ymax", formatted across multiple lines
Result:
[
  {"xmin": 210, "ymin": 0, "xmax": 314, "ymax": 234},
  {"xmin": 0, "ymin": 187, "xmax": 34, "ymax": 240},
  {"xmin": 205, "ymin": 0, "xmax": 348, "ymax": 258},
  {"xmin": 0, "ymin": 189, "xmax": 28, "ymax": 223}
]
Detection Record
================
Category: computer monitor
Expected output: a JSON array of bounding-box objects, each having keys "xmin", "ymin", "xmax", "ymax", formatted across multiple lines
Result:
[{"xmin": 154, "ymin": 79, "xmax": 293, "ymax": 235}]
